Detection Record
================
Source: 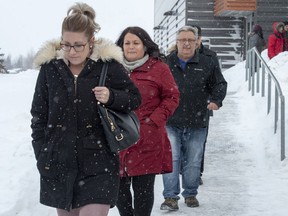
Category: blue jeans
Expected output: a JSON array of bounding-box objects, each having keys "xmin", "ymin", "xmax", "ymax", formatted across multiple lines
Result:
[{"xmin": 162, "ymin": 125, "xmax": 207, "ymax": 199}]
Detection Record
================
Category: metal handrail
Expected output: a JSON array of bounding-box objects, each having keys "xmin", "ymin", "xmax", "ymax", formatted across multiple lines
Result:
[{"xmin": 245, "ymin": 47, "xmax": 285, "ymax": 161}]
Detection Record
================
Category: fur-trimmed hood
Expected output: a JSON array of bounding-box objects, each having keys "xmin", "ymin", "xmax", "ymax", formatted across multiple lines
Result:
[
  {"xmin": 33, "ymin": 38, "xmax": 124, "ymax": 68},
  {"xmin": 273, "ymin": 22, "xmax": 285, "ymax": 34}
]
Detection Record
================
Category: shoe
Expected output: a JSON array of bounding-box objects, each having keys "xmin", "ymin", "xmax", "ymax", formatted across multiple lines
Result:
[
  {"xmin": 185, "ymin": 196, "xmax": 199, "ymax": 207},
  {"xmin": 199, "ymin": 177, "xmax": 203, "ymax": 185},
  {"xmin": 160, "ymin": 198, "xmax": 179, "ymax": 211}
]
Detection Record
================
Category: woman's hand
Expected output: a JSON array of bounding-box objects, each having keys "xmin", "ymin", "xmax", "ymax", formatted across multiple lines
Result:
[{"xmin": 92, "ymin": 86, "xmax": 110, "ymax": 104}]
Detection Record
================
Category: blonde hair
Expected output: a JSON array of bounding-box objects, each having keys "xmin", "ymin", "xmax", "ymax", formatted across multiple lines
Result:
[{"xmin": 62, "ymin": 2, "xmax": 101, "ymax": 39}]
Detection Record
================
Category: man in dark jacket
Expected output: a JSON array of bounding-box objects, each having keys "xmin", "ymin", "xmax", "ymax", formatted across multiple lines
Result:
[
  {"xmin": 160, "ymin": 26, "xmax": 227, "ymax": 211},
  {"xmin": 191, "ymin": 24, "xmax": 221, "ymax": 185}
]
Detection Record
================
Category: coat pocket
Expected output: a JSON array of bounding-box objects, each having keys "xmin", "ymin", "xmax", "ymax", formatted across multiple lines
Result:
[
  {"xmin": 82, "ymin": 136, "xmax": 118, "ymax": 175},
  {"xmin": 36, "ymin": 139, "xmax": 65, "ymax": 179}
]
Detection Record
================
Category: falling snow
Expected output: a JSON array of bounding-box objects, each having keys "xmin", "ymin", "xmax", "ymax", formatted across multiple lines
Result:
[{"xmin": 0, "ymin": 50, "xmax": 288, "ymax": 216}]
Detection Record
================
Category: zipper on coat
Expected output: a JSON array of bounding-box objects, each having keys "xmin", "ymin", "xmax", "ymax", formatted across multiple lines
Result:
[{"xmin": 74, "ymin": 75, "xmax": 78, "ymax": 103}]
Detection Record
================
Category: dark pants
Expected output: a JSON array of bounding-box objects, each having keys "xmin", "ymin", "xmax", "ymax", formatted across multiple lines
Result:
[
  {"xmin": 116, "ymin": 174, "xmax": 156, "ymax": 216},
  {"xmin": 200, "ymin": 139, "xmax": 206, "ymax": 175},
  {"xmin": 200, "ymin": 124, "xmax": 210, "ymax": 176}
]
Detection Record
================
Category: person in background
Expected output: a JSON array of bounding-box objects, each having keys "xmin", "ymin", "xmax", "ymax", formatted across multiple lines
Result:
[
  {"xmin": 248, "ymin": 24, "xmax": 266, "ymax": 72},
  {"xmin": 192, "ymin": 25, "xmax": 218, "ymax": 58},
  {"xmin": 268, "ymin": 22, "xmax": 285, "ymax": 59},
  {"xmin": 283, "ymin": 21, "xmax": 288, "ymax": 51},
  {"xmin": 191, "ymin": 24, "xmax": 221, "ymax": 185},
  {"xmin": 160, "ymin": 26, "xmax": 227, "ymax": 211},
  {"xmin": 31, "ymin": 3, "xmax": 141, "ymax": 216},
  {"xmin": 248, "ymin": 24, "xmax": 266, "ymax": 53},
  {"xmin": 115, "ymin": 26, "xmax": 180, "ymax": 216}
]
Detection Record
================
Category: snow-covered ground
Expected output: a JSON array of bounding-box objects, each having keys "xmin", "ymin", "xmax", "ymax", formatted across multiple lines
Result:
[{"xmin": 1, "ymin": 50, "xmax": 288, "ymax": 216}]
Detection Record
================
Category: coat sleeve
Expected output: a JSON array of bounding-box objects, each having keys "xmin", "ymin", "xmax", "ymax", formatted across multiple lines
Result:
[
  {"xmin": 209, "ymin": 58, "xmax": 227, "ymax": 108},
  {"xmin": 149, "ymin": 63, "xmax": 180, "ymax": 127},
  {"xmin": 248, "ymin": 34, "xmax": 257, "ymax": 50},
  {"xmin": 104, "ymin": 61, "xmax": 142, "ymax": 112},
  {"xmin": 268, "ymin": 35, "xmax": 276, "ymax": 59},
  {"xmin": 30, "ymin": 65, "xmax": 49, "ymax": 159}
]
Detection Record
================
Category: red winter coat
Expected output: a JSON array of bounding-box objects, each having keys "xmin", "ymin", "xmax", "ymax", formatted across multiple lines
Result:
[
  {"xmin": 268, "ymin": 22, "xmax": 285, "ymax": 59},
  {"xmin": 119, "ymin": 57, "xmax": 180, "ymax": 177}
]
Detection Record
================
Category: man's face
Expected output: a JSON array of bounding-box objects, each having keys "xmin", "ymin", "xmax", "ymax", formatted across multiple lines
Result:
[
  {"xmin": 176, "ymin": 31, "xmax": 198, "ymax": 61},
  {"xmin": 284, "ymin": 25, "xmax": 288, "ymax": 32}
]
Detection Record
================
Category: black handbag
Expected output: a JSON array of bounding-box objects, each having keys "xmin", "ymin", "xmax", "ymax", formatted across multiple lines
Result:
[{"xmin": 97, "ymin": 63, "xmax": 140, "ymax": 153}]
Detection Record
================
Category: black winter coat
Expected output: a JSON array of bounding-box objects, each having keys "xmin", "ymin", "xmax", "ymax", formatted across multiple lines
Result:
[
  {"xmin": 167, "ymin": 51, "xmax": 227, "ymax": 128},
  {"xmin": 31, "ymin": 38, "xmax": 141, "ymax": 210}
]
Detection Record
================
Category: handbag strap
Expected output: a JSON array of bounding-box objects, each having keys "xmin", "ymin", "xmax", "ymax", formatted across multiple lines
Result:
[{"xmin": 98, "ymin": 63, "xmax": 108, "ymax": 86}]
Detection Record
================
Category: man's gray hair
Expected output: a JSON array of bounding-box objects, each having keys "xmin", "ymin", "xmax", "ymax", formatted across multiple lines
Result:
[{"xmin": 176, "ymin": 26, "xmax": 198, "ymax": 38}]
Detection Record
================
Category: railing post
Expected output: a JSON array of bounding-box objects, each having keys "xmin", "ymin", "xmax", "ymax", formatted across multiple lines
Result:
[
  {"xmin": 267, "ymin": 75, "xmax": 271, "ymax": 114},
  {"xmin": 251, "ymin": 52, "xmax": 255, "ymax": 96},
  {"xmin": 274, "ymin": 89, "xmax": 279, "ymax": 133},
  {"xmin": 248, "ymin": 52, "xmax": 251, "ymax": 91},
  {"xmin": 256, "ymin": 57, "xmax": 260, "ymax": 93},
  {"xmin": 261, "ymin": 65, "xmax": 265, "ymax": 97},
  {"xmin": 280, "ymin": 96, "xmax": 285, "ymax": 161},
  {"xmin": 245, "ymin": 54, "xmax": 248, "ymax": 81}
]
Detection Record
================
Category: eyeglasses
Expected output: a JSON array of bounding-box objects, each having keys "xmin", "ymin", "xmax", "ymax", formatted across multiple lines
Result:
[
  {"xmin": 177, "ymin": 38, "xmax": 197, "ymax": 44},
  {"xmin": 60, "ymin": 42, "xmax": 89, "ymax": 52}
]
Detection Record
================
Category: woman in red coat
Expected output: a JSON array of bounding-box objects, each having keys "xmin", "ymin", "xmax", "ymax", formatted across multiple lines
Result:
[
  {"xmin": 268, "ymin": 22, "xmax": 285, "ymax": 59},
  {"xmin": 115, "ymin": 26, "xmax": 180, "ymax": 216}
]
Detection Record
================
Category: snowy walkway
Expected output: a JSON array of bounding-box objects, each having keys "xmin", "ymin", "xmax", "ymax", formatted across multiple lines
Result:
[
  {"xmin": 114, "ymin": 85, "xmax": 288, "ymax": 216},
  {"xmin": 143, "ymin": 83, "xmax": 288, "ymax": 216},
  {"xmin": 1, "ymin": 63, "xmax": 288, "ymax": 216},
  {"xmin": 110, "ymin": 89, "xmax": 255, "ymax": 215},
  {"xmin": 150, "ymin": 90, "xmax": 252, "ymax": 215}
]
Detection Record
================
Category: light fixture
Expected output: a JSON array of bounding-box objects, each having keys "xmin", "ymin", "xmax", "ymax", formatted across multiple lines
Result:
[
  {"xmin": 163, "ymin": 10, "xmax": 179, "ymax": 16},
  {"xmin": 153, "ymin": 25, "xmax": 167, "ymax": 30}
]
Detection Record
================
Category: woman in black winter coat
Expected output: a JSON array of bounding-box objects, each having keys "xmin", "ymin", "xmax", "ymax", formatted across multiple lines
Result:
[{"xmin": 30, "ymin": 2, "xmax": 141, "ymax": 216}]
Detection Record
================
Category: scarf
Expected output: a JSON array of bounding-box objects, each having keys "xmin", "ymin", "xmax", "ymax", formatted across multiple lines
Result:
[{"xmin": 123, "ymin": 54, "xmax": 149, "ymax": 72}]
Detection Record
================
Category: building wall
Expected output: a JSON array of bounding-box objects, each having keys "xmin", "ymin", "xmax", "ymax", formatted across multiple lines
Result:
[
  {"xmin": 154, "ymin": 0, "xmax": 179, "ymax": 27},
  {"xmin": 186, "ymin": 0, "xmax": 243, "ymax": 69},
  {"xmin": 244, "ymin": 0, "xmax": 288, "ymax": 58},
  {"xmin": 254, "ymin": 0, "xmax": 288, "ymax": 41},
  {"xmin": 153, "ymin": 0, "xmax": 288, "ymax": 69},
  {"xmin": 154, "ymin": 0, "xmax": 186, "ymax": 53},
  {"xmin": 154, "ymin": 0, "xmax": 243, "ymax": 69}
]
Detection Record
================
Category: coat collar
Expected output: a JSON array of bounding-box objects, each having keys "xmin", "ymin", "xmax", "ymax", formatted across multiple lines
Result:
[
  {"xmin": 134, "ymin": 56, "xmax": 158, "ymax": 72},
  {"xmin": 169, "ymin": 50, "xmax": 199, "ymax": 64},
  {"xmin": 33, "ymin": 37, "xmax": 124, "ymax": 68}
]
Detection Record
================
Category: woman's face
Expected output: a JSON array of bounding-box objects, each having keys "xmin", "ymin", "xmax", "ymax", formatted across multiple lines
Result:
[
  {"xmin": 123, "ymin": 33, "xmax": 145, "ymax": 62},
  {"xmin": 61, "ymin": 31, "xmax": 92, "ymax": 66}
]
